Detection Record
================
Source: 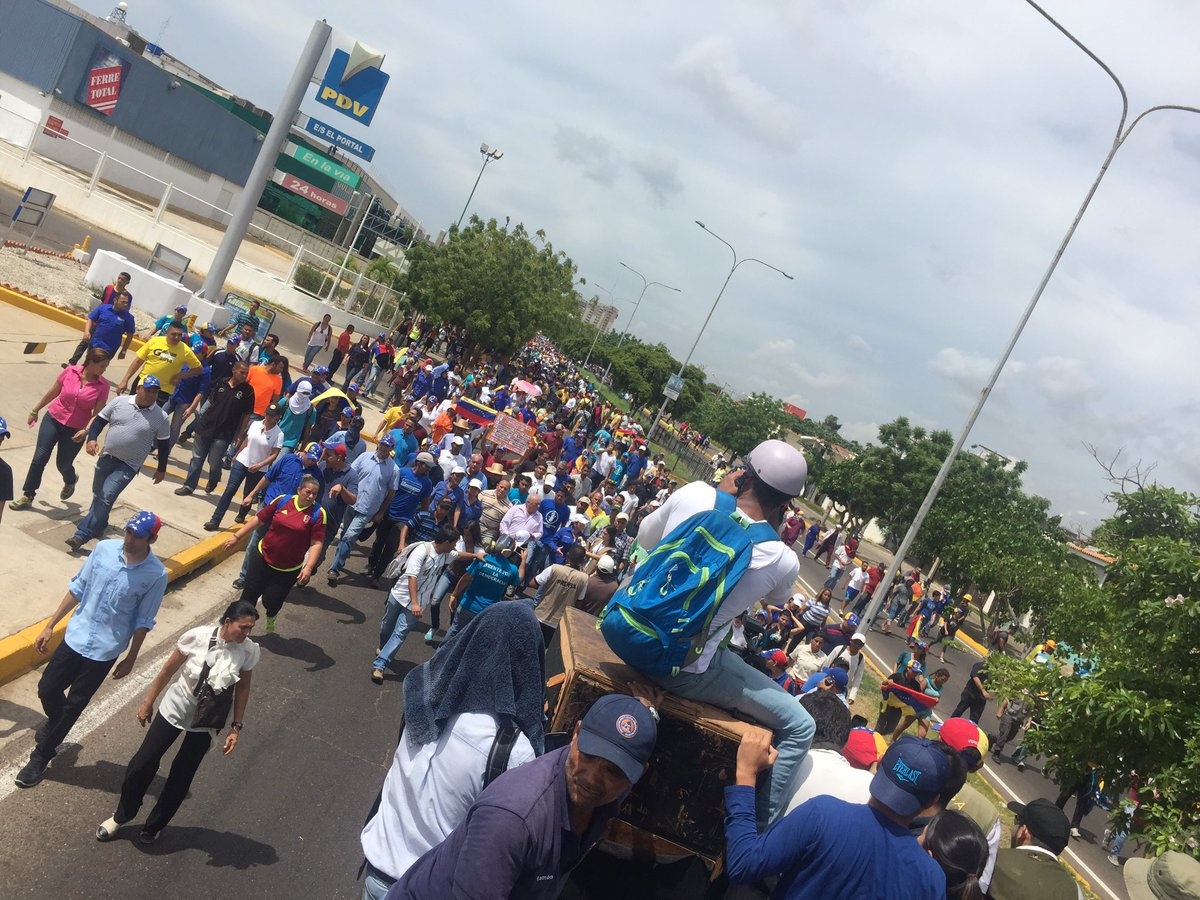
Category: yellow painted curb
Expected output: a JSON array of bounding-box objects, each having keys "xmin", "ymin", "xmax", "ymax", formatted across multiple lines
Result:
[
  {"xmin": 0, "ymin": 525, "xmax": 245, "ymax": 688},
  {"xmin": 957, "ymin": 629, "xmax": 989, "ymax": 657},
  {"xmin": 0, "ymin": 283, "xmax": 148, "ymax": 352}
]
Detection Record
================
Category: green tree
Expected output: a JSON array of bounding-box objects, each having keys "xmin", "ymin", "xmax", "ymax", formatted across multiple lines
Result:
[
  {"xmin": 987, "ymin": 483, "xmax": 1200, "ymax": 857},
  {"xmin": 689, "ymin": 392, "xmax": 791, "ymax": 458},
  {"xmin": 397, "ymin": 216, "xmax": 579, "ymax": 355}
]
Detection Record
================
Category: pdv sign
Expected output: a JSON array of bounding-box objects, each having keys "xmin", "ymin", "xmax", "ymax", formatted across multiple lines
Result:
[{"xmin": 315, "ymin": 46, "xmax": 389, "ymax": 127}]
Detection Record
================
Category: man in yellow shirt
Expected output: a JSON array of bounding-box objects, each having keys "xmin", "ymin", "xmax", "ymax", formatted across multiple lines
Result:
[{"xmin": 116, "ymin": 321, "xmax": 202, "ymax": 405}]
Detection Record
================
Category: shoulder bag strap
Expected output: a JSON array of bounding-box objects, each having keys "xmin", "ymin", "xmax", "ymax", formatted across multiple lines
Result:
[
  {"xmin": 483, "ymin": 722, "xmax": 523, "ymax": 789},
  {"xmin": 192, "ymin": 628, "xmax": 220, "ymax": 697}
]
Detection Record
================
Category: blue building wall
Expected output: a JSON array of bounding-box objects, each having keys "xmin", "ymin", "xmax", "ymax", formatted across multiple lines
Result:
[{"xmin": 0, "ymin": 0, "xmax": 262, "ymax": 185}]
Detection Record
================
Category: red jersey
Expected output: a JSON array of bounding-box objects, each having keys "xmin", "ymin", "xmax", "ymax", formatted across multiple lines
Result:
[{"xmin": 256, "ymin": 495, "xmax": 327, "ymax": 571}]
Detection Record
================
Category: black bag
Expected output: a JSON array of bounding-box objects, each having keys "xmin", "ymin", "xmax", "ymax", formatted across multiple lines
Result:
[{"xmin": 190, "ymin": 628, "xmax": 234, "ymax": 730}]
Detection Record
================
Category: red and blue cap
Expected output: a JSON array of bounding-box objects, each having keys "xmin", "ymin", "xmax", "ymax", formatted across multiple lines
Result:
[
  {"xmin": 125, "ymin": 511, "xmax": 162, "ymax": 539},
  {"xmin": 577, "ymin": 694, "xmax": 658, "ymax": 785}
]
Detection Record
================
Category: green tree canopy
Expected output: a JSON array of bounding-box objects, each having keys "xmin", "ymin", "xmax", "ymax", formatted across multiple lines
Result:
[{"xmin": 398, "ymin": 217, "xmax": 579, "ymax": 355}]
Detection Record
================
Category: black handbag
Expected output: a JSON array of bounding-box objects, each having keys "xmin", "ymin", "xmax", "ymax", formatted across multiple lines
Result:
[{"xmin": 190, "ymin": 628, "xmax": 235, "ymax": 730}]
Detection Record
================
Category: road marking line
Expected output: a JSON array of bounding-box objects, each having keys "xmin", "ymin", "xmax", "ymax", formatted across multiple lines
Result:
[{"xmin": 0, "ymin": 644, "xmax": 169, "ymax": 806}]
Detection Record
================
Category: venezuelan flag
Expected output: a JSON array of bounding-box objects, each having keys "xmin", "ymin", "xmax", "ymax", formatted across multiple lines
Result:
[
  {"xmin": 457, "ymin": 398, "xmax": 498, "ymax": 427},
  {"xmin": 880, "ymin": 682, "xmax": 940, "ymax": 716}
]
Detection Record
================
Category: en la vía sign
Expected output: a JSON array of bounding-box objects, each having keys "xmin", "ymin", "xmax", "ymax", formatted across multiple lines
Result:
[
  {"xmin": 87, "ymin": 65, "xmax": 124, "ymax": 115},
  {"xmin": 302, "ymin": 116, "xmax": 375, "ymax": 162},
  {"xmin": 287, "ymin": 144, "xmax": 360, "ymax": 188},
  {"xmin": 314, "ymin": 47, "xmax": 389, "ymax": 126},
  {"xmin": 278, "ymin": 173, "xmax": 349, "ymax": 215}
]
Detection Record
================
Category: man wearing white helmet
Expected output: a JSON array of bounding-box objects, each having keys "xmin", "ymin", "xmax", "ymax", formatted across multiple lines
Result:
[{"xmin": 630, "ymin": 438, "xmax": 815, "ymax": 823}]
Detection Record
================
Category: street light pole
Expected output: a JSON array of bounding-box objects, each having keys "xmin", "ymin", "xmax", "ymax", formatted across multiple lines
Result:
[
  {"xmin": 860, "ymin": 0, "xmax": 1200, "ymax": 629},
  {"xmin": 602, "ymin": 262, "xmax": 680, "ymax": 382},
  {"xmin": 648, "ymin": 221, "xmax": 792, "ymax": 439},
  {"xmin": 456, "ymin": 143, "xmax": 503, "ymax": 229}
]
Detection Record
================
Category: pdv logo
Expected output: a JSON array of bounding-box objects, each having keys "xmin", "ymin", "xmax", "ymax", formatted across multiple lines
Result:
[{"xmin": 315, "ymin": 44, "xmax": 389, "ymax": 127}]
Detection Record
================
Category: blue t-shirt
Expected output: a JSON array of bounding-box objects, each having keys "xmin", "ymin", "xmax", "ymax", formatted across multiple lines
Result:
[
  {"xmin": 431, "ymin": 480, "xmax": 465, "ymax": 513},
  {"xmin": 625, "ymin": 452, "xmax": 645, "ymax": 480},
  {"xmin": 387, "ymin": 427, "xmax": 418, "ymax": 463},
  {"xmin": 724, "ymin": 791, "xmax": 946, "ymax": 899},
  {"xmin": 388, "ymin": 466, "xmax": 432, "ymax": 521},
  {"xmin": 458, "ymin": 554, "xmax": 522, "ymax": 615},
  {"xmin": 88, "ymin": 304, "xmax": 136, "ymax": 353},
  {"xmin": 168, "ymin": 366, "xmax": 210, "ymax": 406}
]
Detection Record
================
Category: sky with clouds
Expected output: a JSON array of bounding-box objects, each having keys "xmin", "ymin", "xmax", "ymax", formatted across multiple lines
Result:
[{"xmin": 104, "ymin": 0, "xmax": 1200, "ymax": 530}]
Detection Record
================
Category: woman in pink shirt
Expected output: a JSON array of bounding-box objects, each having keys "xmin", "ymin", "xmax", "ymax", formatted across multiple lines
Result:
[{"xmin": 11, "ymin": 349, "xmax": 112, "ymax": 509}]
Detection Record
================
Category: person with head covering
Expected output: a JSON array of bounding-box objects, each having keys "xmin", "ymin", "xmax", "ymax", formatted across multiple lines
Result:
[
  {"xmin": 386, "ymin": 689, "xmax": 658, "ymax": 900},
  {"xmin": 359, "ymin": 602, "xmax": 549, "ymax": 896},
  {"xmin": 277, "ymin": 381, "xmax": 317, "ymax": 450}
]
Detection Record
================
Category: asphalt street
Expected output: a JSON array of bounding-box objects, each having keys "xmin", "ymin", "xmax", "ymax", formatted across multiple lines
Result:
[
  {"xmin": 792, "ymin": 551, "xmax": 1131, "ymax": 900},
  {"xmin": 0, "ymin": 549, "xmax": 419, "ymax": 900}
]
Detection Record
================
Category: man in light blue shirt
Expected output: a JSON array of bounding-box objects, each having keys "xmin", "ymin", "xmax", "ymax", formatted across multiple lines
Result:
[
  {"xmin": 16, "ymin": 511, "xmax": 167, "ymax": 789},
  {"xmin": 328, "ymin": 435, "xmax": 401, "ymax": 584}
]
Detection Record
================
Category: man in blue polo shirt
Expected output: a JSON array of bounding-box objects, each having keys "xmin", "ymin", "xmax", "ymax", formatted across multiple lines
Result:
[
  {"xmin": 16, "ymin": 511, "xmax": 167, "ymax": 788},
  {"xmin": 389, "ymin": 694, "xmax": 657, "ymax": 899},
  {"xmin": 526, "ymin": 485, "xmax": 570, "ymax": 586},
  {"xmin": 430, "ymin": 466, "xmax": 467, "ymax": 527},
  {"xmin": 67, "ymin": 291, "xmax": 136, "ymax": 366}
]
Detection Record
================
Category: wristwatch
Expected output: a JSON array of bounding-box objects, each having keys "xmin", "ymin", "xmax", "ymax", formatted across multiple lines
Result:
[{"xmin": 231, "ymin": 721, "xmax": 244, "ymax": 731}]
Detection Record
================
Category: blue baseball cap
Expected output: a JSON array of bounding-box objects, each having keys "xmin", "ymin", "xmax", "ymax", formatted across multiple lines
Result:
[
  {"xmin": 313, "ymin": 366, "xmax": 329, "ymax": 376},
  {"xmin": 821, "ymin": 666, "xmax": 849, "ymax": 692},
  {"xmin": 226, "ymin": 334, "xmax": 241, "ymax": 346},
  {"xmin": 340, "ymin": 405, "xmax": 354, "ymax": 417},
  {"xmin": 304, "ymin": 442, "xmax": 323, "ymax": 461},
  {"xmin": 846, "ymin": 613, "xmax": 861, "ymax": 627},
  {"xmin": 174, "ymin": 304, "xmax": 188, "ymax": 312},
  {"xmin": 140, "ymin": 375, "xmax": 161, "ymax": 390},
  {"xmin": 378, "ymin": 434, "xmax": 396, "ymax": 448},
  {"xmin": 125, "ymin": 511, "xmax": 162, "ymax": 539},
  {"xmin": 0, "ymin": 415, "xmax": 9, "ymax": 438},
  {"xmin": 577, "ymin": 694, "xmax": 657, "ymax": 785},
  {"xmin": 348, "ymin": 381, "xmax": 361, "ymax": 391},
  {"xmin": 870, "ymin": 736, "xmax": 951, "ymax": 817}
]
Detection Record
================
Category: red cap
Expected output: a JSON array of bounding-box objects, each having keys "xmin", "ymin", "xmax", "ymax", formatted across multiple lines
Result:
[
  {"xmin": 843, "ymin": 727, "xmax": 888, "ymax": 770},
  {"xmin": 937, "ymin": 717, "xmax": 989, "ymax": 769}
]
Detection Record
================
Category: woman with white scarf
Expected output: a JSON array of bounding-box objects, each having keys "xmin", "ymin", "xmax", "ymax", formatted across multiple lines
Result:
[{"xmin": 96, "ymin": 600, "xmax": 260, "ymax": 844}]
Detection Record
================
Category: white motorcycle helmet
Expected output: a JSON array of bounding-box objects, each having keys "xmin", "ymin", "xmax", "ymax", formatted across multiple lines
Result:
[{"xmin": 745, "ymin": 439, "xmax": 808, "ymax": 497}]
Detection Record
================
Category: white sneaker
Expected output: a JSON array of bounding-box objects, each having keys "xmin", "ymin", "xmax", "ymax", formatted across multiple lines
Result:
[
  {"xmin": 1107, "ymin": 854, "xmax": 1120, "ymax": 866},
  {"xmin": 1070, "ymin": 827, "xmax": 1083, "ymax": 839}
]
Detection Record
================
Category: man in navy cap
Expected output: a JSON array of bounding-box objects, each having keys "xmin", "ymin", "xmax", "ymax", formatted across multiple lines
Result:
[
  {"xmin": 389, "ymin": 693, "xmax": 658, "ymax": 899},
  {"xmin": 725, "ymin": 732, "xmax": 963, "ymax": 898},
  {"xmin": 17, "ymin": 511, "xmax": 167, "ymax": 788}
]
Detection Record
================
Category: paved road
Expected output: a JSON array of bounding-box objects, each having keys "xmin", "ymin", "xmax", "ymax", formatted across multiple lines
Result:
[
  {"xmin": 0, "ymin": 551, "xmax": 414, "ymax": 899},
  {"xmin": 792, "ymin": 552, "xmax": 1130, "ymax": 900}
]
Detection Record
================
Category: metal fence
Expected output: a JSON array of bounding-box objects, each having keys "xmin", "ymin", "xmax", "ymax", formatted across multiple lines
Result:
[
  {"xmin": 286, "ymin": 246, "xmax": 407, "ymax": 331},
  {"xmin": 648, "ymin": 421, "xmax": 714, "ymax": 483}
]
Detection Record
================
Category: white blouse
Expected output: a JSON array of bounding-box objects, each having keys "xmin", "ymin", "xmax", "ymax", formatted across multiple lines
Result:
[{"xmin": 157, "ymin": 625, "xmax": 261, "ymax": 733}]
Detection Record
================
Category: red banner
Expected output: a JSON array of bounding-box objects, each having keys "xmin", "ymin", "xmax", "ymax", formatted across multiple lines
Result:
[
  {"xmin": 782, "ymin": 402, "xmax": 807, "ymax": 421},
  {"xmin": 279, "ymin": 174, "xmax": 349, "ymax": 215},
  {"xmin": 86, "ymin": 65, "xmax": 123, "ymax": 115}
]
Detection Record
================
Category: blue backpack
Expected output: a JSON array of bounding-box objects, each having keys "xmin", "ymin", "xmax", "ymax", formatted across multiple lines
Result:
[{"xmin": 599, "ymin": 490, "xmax": 779, "ymax": 677}]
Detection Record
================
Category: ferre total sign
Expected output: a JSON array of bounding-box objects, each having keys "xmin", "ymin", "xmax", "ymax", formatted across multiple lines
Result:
[{"xmin": 86, "ymin": 65, "xmax": 124, "ymax": 115}]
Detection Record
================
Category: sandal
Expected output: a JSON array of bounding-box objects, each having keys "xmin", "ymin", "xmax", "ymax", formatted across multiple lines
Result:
[{"xmin": 96, "ymin": 816, "xmax": 122, "ymax": 841}]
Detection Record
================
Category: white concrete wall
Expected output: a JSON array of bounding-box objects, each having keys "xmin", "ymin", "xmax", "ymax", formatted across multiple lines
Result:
[
  {"xmin": 83, "ymin": 249, "xmax": 218, "ymax": 323},
  {"xmin": 0, "ymin": 73, "xmax": 46, "ymax": 147}
]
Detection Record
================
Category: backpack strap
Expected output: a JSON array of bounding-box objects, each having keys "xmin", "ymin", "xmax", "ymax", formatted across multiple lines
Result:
[
  {"xmin": 483, "ymin": 722, "xmax": 522, "ymax": 788},
  {"xmin": 715, "ymin": 488, "xmax": 781, "ymax": 544}
]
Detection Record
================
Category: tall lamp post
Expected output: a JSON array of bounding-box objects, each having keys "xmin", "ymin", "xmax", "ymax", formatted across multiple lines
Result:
[
  {"xmin": 860, "ymin": 0, "xmax": 1200, "ymax": 628},
  {"xmin": 602, "ymin": 262, "xmax": 680, "ymax": 382},
  {"xmin": 648, "ymin": 221, "xmax": 793, "ymax": 438},
  {"xmin": 456, "ymin": 143, "xmax": 503, "ymax": 229}
]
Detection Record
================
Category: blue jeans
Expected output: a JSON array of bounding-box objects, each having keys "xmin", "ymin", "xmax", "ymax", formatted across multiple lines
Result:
[
  {"xmin": 362, "ymin": 361, "xmax": 383, "ymax": 395},
  {"xmin": 374, "ymin": 600, "xmax": 417, "ymax": 671},
  {"xmin": 74, "ymin": 454, "xmax": 138, "ymax": 542},
  {"xmin": 238, "ymin": 523, "xmax": 269, "ymax": 580},
  {"xmin": 22, "ymin": 414, "xmax": 84, "ymax": 498},
  {"xmin": 362, "ymin": 868, "xmax": 394, "ymax": 900},
  {"xmin": 329, "ymin": 510, "xmax": 373, "ymax": 573},
  {"xmin": 183, "ymin": 434, "xmax": 231, "ymax": 492},
  {"xmin": 210, "ymin": 461, "xmax": 263, "ymax": 525},
  {"xmin": 525, "ymin": 541, "xmax": 551, "ymax": 585},
  {"xmin": 823, "ymin": 565, "xmax": 844, "ymax": 591},
  {"xmin": 303, "ymin": 344, "xmax": 323, "ymax": 369},
  {"xmin": 651, "ymin": 647, "xmax": 815, "ymax": 825}
]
